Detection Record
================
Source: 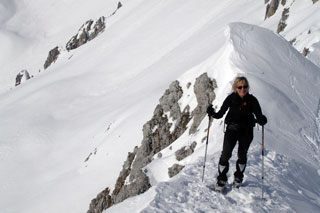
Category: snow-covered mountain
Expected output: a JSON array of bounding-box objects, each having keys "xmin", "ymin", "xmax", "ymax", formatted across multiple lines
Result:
[{"xmin": 0, "ymin": 1, "xmax": 319, "ymax": 213}]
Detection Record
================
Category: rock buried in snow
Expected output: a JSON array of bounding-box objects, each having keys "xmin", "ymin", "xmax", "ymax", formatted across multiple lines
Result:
[
  {"xmin": 168, "ymin": 164, "xmax": 185, "ymax": 178},
  {"xmin": 15, "ymin": 70, "xmax": 31, "ymax": 86}
]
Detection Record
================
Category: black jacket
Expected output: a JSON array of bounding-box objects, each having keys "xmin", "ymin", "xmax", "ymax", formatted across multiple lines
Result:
[{"xmin": 210, "ymin": 92, "xmax": 267, "ymax": 127}]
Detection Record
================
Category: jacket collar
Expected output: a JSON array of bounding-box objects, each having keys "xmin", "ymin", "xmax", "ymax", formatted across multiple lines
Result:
[{"xmin": 233, "ymin": 92, "xmax": 250, "ymax": 101}]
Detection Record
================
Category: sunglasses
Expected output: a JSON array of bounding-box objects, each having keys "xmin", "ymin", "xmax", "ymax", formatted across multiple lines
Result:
[{"xmin": 237, "ymin": 85, "xmax": 248, "ymax": 90}]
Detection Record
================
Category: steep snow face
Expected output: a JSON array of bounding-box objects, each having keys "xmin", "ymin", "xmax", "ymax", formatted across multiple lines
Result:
[
  {"xmin": 107, "ymin": 22, "xmax": 320, "ymax": 213},
  {"xmin": 227, "ymin": 23, "xmax": 320, "ymax": 165}
]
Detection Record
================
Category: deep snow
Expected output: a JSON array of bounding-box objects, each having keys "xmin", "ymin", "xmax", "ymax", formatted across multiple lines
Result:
[{"xmin": 0, "ymin": 1, "xmax": 320, "ymax": 213}]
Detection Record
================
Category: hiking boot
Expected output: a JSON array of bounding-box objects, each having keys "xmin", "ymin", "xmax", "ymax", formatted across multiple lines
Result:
[
  {"xmin": 233, "ymin": 177, "xmax": 242, "ymax": 188},
  {"xmin": 217, "ymin": 180, "xmax": 227, "ymax": 187}
]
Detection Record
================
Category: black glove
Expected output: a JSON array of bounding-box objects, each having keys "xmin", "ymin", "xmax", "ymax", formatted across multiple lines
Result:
[
  {"xmin": 206, "ymin": 104, "xmax": 215, "ymax": 117},
  {"xmin": 257, "ymin": 115, "xmax": 267, "ymax": 126}
]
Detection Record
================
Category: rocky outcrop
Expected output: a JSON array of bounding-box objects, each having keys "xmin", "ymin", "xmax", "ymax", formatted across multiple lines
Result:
[
  {"xmin": 189, "ymin": 73, "xmax": 217, "ymax": 134},
  {"xmin": 88, "ymin": 188, "xmax": 112, "ymax": 213},
  {"xmin": 302, "ymin": 47, "xmax": 310, "ymax": 56},
  {"xmin": 110, "ymin": 80, "xmax": 189, "ymax": 204},
  {"xmin": 112, "ymin": 1, "xmax": 123, "ymax": 15},
  {"xmin": 13, "ymin": 2, "xmax": 123, "ymax": 85},
  {"xmin": 111, "ymin": 150, "xmax": 151, "ymax": 205},
  {"xmin": 42, "ymin": 1, "xmax": 122, "ymax": 71},
  {"xmin": 265, "ymin": 0, "xmax": 280, "ymax": 19},
  {"xmin": 66, "ymin": 1, "xmax": 122, "ymax": 51},
  {"xmin": 87, "ymin": 73, "xmax": 217, "ymax": 212},
  {"xmin": 15, "ymin": 69, "xmax": 31, "ymax": 86},
  {"xmin": 277, "ymin": 8, "xmax": 289, "ymax": 33},
  {"xmin": 313, "ymin": 0, "xmax": 319, "ymax": 4},
  {"xmin": 65, "ymin": 2, "xmax": 122, "ymax": 51},
  {"xmin": 175, "ymin": 141, "xmax": 197, "ymax": 161},
  {"xmin": 44, "ymin": 46, "xmax": 60, "ymax": 69},
  {"xmin": 168, "ymin": 164, "xmax": 185, "ymax": 178},
  {"xmin": 265, "ymin": 0, "xmax": 290, "ymax": 34},
  {"xmin": 66, "ymin": 17, "xmax": 106, "ymax": 51}
]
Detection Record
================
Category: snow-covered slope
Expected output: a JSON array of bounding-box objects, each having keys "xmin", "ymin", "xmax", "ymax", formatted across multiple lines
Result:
[
  {"xmin": 106, "ymin": 22, "xmax": 320, "ymax": 212},
  {"xmin": 0, "ymin": 0, "xmax": 320, "ymax": 213},
  {"xmin": 0, "ymin": 0, "xmax": 126, "ymax": 94}
]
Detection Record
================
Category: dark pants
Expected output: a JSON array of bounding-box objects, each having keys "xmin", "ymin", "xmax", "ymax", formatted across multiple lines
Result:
[{"xmin": 217, "ymin": 124, "xmax": 253, "ymax": 182}]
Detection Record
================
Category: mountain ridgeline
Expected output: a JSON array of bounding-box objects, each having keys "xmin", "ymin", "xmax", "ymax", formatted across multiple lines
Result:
[
  {"xmin": 15, "ymin": 1, "xmax": 123, "ymax": 87},
  {"xmin": 14, "ymin": 0, "xmax": 319, "ymax": 87},
  {"xmin": 3, "ymin": 1, "xmax": 319, "ymax": 212}
]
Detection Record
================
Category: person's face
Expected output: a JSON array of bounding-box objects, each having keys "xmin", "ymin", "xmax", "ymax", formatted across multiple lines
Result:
[{"xmin": 236, "ymin": 80, "xmax": 248, "ymax": 98}]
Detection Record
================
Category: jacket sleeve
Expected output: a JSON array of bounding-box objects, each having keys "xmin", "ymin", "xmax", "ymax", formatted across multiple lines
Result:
[
  {"xmin": 212, "ymin": 94, "xmax": 232, "ymax": 119},
  {"xmin": 252, "ymin": 96, "xmax": 267, "ymax": 125}
]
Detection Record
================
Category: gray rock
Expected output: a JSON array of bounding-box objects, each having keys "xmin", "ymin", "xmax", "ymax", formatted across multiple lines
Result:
[
  {"xmin": 44, "ymin": 46, "xmax": 60, "ymax": 69},
  {"xmin": 112, "ymin": 2, "xmax": 123, "ymax": 15},
  {"xmin": 189, "ymin": 73, "xmax": 217, "ymax": 134},
  {"xmin": 302, "ymin": 47, "xmax": 310, "ymax": 56},
  {"xmin": 66, "ymin": 17, "xmax": 106, "ymax": 51},
  {"xmin": 15, "ymin": 69, "xmax": 31, "ymax": 86},
  {"xmin": 88, "ymin": 73, "xmax": 217, "ymax": 212},
  {"xmin": 87, "ymin": 152, "xmax": 135, "ymax": 213},
  {"xmin": 265, "ymin": 0, "xmax": 280, "ymax": 19},
  {"xmin": 159, "ymin": 80, "xmax": 183, "ymax": 119},
  {"xmin": 112, "ymin": 169, "xmax": 151, "ymax": 204},
  {"xmin": 88, "ymin": 17, "xmax": 106, "ymax": 41},
  {"xmin": 87, "ymin": 187, "xmax": 112, "ymax": 213},
  {"xmin": 112, "ymin": 152, "xmax": 136, "ymax": 198},
  {"xmin": 277, "ymin": 8, "xmax": 289, "ymax": 33},
  {"xmin": 175, "ymin": 141, "xmax": 197, "ymax": 161},
  {"xmin": 117, "ymin": 2, "xmax": 123, "ymax": 9},
  {"xmin": 168, "ymin": 164, "xmax": 185, "ymax": 178}
]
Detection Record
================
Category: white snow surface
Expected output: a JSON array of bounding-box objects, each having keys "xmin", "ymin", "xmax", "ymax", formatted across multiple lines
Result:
[
  {"xmin": 0, "ymin": 1, "xmax": 320, "ymax": 213},
  {"xmin": 108, "ymin": 22, "xmax": 320, "ymax": 213}
]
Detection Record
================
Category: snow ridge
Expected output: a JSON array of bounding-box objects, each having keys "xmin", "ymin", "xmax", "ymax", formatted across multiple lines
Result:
[
  {"xmin": 108, "ymin": 144, "xmax": 320, "ymax": 213},
  {"xmin": 140, "ymin": 146, "xmax": 320, "ymax": 213},
  {"xmin": 107, "ymin": 22, "xmax": 320, "ymax": 213},
  {"xmin": 1, "ymin": 1, "xmax": 320, "ymax": 213}
]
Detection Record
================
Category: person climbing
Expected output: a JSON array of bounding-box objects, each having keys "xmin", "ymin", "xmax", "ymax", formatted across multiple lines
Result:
[{"xmin": 206, "ymin": 76, "xmax": 267, "ymax": 189}]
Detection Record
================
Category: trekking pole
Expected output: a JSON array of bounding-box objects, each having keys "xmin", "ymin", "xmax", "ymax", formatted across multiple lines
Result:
[
  {"xmin": 261, "ymin": 125, "xmax": 265, "ymax": 199},
  {"xmin": 202, "ymin": 115, "xmax": 212, "ymax": 182}
]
